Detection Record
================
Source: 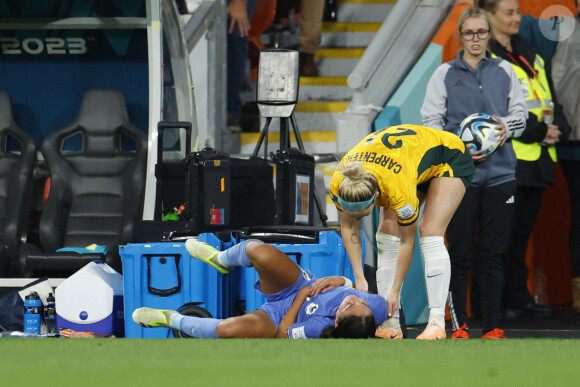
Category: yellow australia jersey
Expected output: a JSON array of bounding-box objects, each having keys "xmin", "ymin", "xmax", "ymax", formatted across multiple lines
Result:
[{"xmin": 330, "ymin": 125, "xmax": 468, "ymax": 225}]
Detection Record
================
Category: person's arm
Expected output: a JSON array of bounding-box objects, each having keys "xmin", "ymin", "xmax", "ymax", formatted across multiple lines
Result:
[
  {"xmin": 386, "ymin": 221, "xmax": 417, "ymax": 317},
  {"xmin": 310, "ymin": 276, "xmax": 352, "ymax": 296},
  {"xmin": 551, "ymin": 32, "xmax": 579, "ymax": 137},
  {"xmin": 497, "ymin": 60, "xmax": 528, "ymax": 140},
  {"xmin": 338, "ymin": 210, "xmax": 368, "ymax": 292},
  {"xmin": 276, "ymin": 286, "xmax": 312, "ymax": 339},
  {"xmin": 420, "ymin": 64, "xmax": 449, "ymax": 130}
]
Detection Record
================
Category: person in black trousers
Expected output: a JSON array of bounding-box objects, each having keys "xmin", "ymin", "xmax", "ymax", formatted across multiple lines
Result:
[
  {"xmin": 481, "ymin": 0, "xmax": 570, "ymax": 318},
  {"xmin": 421, "ymin": 6, "xmax": 527, "ymax": 338}
]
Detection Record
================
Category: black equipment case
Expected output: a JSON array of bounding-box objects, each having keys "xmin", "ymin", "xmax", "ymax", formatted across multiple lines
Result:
[
  {"xmin": 138, "ymin": 121, "xmax": 277, "ymax": 241},
  {"xmin": 274, "ymin": 148, "xmax": 315, "ymax": 226},
  {"xmin": 187, "ymin": 152, "xmax": 276, "ymax": 232},
  {"xmin": 186, "ymin": 149, "xmax": 231, "ymax": 233}
]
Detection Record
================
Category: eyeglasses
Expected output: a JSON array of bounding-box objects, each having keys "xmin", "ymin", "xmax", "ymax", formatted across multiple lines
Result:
[{"xmin": 460, "ymin": 29, "xmax": 490, "ymax": 40}]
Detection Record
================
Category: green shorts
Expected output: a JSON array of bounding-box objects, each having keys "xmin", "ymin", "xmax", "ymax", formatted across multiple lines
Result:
[{"xmin": 417, "ymin": 147, "xmax": 474, "ymax": 193}]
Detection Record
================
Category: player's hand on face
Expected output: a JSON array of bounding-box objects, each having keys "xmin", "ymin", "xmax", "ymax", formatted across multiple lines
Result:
[
  {"xmin": 469, "ymin": 144, "xmax": 487, "ymax": 162},
  {"xmin": 310, "ymin": 277, "xmax": 343, "ymax": 296},
  {"xmin": 492, "ymin": 115, "xmax": 507, "ymax": 146},
  {"xmin": 387, "ymin": 291, "xmax": 400, "ymax": 318}
]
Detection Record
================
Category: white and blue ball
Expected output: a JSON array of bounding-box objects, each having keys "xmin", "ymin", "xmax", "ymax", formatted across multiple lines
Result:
[{"xmin": 458, "ymin": 113, "xmax": 501, "ymax": 156}]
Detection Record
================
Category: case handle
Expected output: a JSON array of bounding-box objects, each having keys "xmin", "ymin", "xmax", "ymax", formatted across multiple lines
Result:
[{"xmin": 146, "ymin": 255, "xmax": 182, "ymax": 297}]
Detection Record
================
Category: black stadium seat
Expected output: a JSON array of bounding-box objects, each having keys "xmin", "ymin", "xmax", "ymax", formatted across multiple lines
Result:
[
  {"xmin": 19, "ymin": 89, "xmax": 147, "ymax": 276},
  {"xmin": 0, "ymin": 91, "xmax": 37, "ymax": 277}
]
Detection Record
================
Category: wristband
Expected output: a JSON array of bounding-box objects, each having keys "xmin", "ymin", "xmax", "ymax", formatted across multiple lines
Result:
[{"xmin": 342, "ymin": 277, "xmax": 353, "ymax": 288}]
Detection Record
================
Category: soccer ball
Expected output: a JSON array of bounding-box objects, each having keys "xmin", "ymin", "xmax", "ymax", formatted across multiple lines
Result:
[{"xmin": 458, "ymin": 113, "xmax": 501, "ymax": 156}]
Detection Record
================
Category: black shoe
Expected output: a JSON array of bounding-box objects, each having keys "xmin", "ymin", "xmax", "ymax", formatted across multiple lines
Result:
[
  {"xmin": 502, "ymin": 308, "xmax": 523, "ymax": 320},
  {"xmin": 503, "ymin": 302, "xmax": 553, "ymax": 319},
  {"xmin": 226, "ymin": 112, "xmax": 242, "ymax": 133},
  {"xmin": 522, "ymin": 302, "xmax": 553, "ymax": 317},
  {"xmin": 299, "ymin": 53, "xmax": 319, "ymax": 77}
]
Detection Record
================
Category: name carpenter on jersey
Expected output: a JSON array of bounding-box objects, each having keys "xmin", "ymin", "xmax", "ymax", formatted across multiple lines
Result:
[{"xmin": 345, "ymin": 152, "xmax": 402, "ymax": 174}]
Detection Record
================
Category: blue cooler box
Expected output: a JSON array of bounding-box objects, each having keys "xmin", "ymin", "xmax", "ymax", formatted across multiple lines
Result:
[
  {"xmin": 120, "ymin": 233, "xmax": 234, "ymax": 338},
  {"xmin": 242, "ymin": 230, "xmax": 362, "ymax": 313}
]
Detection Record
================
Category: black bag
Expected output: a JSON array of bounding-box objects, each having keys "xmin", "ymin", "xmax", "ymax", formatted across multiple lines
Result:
[{"xmin": 0, "ymin": 277, "xmax": 48, "ymax": 331}]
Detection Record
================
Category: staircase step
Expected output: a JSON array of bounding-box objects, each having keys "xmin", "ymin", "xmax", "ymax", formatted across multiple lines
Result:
[
  {"xmin": 316, "ymin": 58, "xmax": 360, "ymax": 76},
  {"xmin": 314, "ymin": 47, "xmax": 363, "ymax": 76},
  {"xmin": 298, "ymin": 76, "xmax": 351, "ymax": 101},
  {"xmin": 240, "ymin": 130, "xmax": 336, "ymax": 155},
  {"xmin": 321, "ymin": 22, "xmax": 381, "ymax": 47},
  {"xmin": 336, "ymin": 0, "xmax": 396, "ymax": 23},
  {"xmin": 292, "ymin": 113, "xmax": 341, "ymax": 142},
  {"xmin": 294, "ymin": 101, "xmax": 349, "ymax": 113},
  {"xmin": 316, "ymin": 47, "xmax": 366, "ymax": 58}
]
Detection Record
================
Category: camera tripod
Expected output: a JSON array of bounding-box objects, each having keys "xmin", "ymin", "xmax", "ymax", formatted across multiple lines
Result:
[{"xmin": 251, "ymin": 113, "xmax": 328, "ymax": 227}]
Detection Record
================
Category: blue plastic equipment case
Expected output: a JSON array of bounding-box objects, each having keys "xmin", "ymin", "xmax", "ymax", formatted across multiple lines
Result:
[{"xmin": 120, "ymin": 233, "xmax": 234, "ymax": 338}]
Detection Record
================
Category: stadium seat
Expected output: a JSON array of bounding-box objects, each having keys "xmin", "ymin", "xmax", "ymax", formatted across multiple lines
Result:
[
  {"xmin": 0, "ymin": 91, "xmax": 37, "ymax": 277},
  {"xmin": 19, "ymin": 89, "xmax": 147, "ymax": 277}
]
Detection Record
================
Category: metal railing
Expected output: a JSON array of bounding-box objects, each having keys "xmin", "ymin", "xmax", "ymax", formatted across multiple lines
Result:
[
  {"xmin": 346, "ymin": 0, "xmax": 454, "ymax": 114},
  {"xmin": 182, "ymin": 0, "xmax": 227, "ymax": 150}
]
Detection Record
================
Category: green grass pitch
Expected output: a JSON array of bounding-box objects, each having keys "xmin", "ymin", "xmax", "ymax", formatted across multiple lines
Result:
[{"xmin": 1, "ymin": 338, "xmax": 579, "ymax": 386}]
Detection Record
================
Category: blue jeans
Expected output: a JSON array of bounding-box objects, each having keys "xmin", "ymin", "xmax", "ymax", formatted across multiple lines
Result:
[{"xmin": 227, "ymin": 0, "xmax": 258, "ymax": 120}]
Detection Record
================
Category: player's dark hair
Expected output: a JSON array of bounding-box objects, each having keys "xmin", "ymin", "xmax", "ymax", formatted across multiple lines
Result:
[{"xmin": 320, "ymin": 315, "xmax": 377, "ymax": 339}]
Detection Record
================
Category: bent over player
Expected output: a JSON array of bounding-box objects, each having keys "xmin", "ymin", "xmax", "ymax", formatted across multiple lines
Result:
[
  {"xmin": 329, "ymin": 125, "xmax": 475, "ymax": 340},
  {"xmin": 133, "ymin": 238, "xmax": 388, "ymax": 339}
]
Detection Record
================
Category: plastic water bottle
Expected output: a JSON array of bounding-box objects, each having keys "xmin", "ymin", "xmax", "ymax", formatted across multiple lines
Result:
[
  {"xmin": 44, "ymin": 292, "xmax": 57, "ymax": 334},
  {"xmin": 24, "ymin": 291, "xmax": 42, "ymax": 333}
]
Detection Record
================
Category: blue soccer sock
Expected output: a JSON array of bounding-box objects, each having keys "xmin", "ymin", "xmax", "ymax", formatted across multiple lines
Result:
[
  {"xmin": 217, "ymin": 240, "xmax": 255, "ymax": 268},
  {"xmin": 179, "ymin": 316, "xmax": 222, "ymax": 339}
]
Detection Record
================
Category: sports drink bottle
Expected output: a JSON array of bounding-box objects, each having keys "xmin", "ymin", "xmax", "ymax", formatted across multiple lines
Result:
[
  {"xmin": 24, "ymin": 291, "xmax": 42, "ymax": 333},
  {"xmin": 44, "ymin": 292, "xmax": 57, "ymax": 334}
]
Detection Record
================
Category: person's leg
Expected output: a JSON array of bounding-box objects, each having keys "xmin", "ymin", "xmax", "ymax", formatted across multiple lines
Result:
[
  {"xmin": 477, "ymin": 181, "xmax": 516, "ymax": 334},
  {"xmin": 375, "ymin": 208, "xmax": 403, "ymax": 338},
  {"xmin": 299, "ymin": 0, "xmax": 324, "ymax": 55},
  {"xmin": 135, "ymin": 238, "xmax": 300, "ymax": 338},
  {"xmin": 560, "ymin": 159, "xmax": 580, "ymax": 312},
  {"xmin": 226, "ymin": 0, "xmax": 258, "ymax": 127},
  {"xmin": 186, "ymin": 239, "xmax": 301, "ymax": 294},
  {"xmin": 133, "ymin": 307, "xmax": 277, "ymax": 338},
  {"xmin": 417, "ymin": 177, "xmax": 466, "ymax": 339},
  {"xmin": 227, "ymin": 21, "xmax": 247, "ymax": 122},
  {"xmin": 215, "ymin": 310, "xmax": 277, "ymax": 338},
  {"xmin": 445, "ymin": 186, "xmax": 480, "ymax": 333},
  {"xmin": 503, "ymin": 185, "xmax": 544, "ymax": 309}
]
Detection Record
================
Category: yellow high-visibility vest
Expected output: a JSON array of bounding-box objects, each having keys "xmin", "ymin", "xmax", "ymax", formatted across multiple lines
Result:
[{"xmin": 494, "ymin": 53, "xmax": 556, "ymax": 162}]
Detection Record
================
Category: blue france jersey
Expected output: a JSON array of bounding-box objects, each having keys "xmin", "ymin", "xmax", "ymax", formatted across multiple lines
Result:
[{"xmin": 288, "ymin": 287, "xmax": 388, "ymax": 339}]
